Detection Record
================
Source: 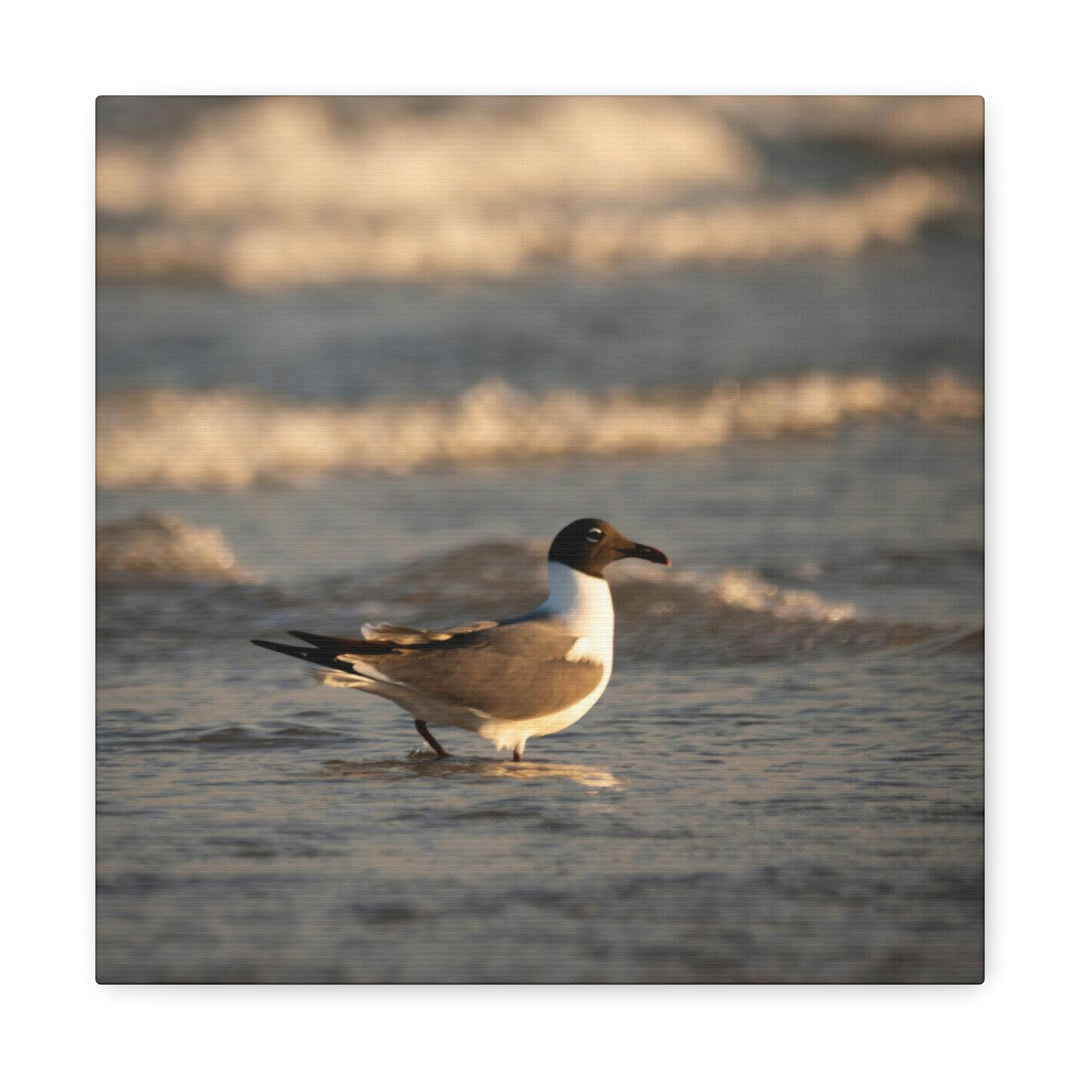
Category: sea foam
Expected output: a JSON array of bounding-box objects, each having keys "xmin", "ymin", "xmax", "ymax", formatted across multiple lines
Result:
[
  {"xmin": 97, "ymin": 512, "xmax": 255, "ymax": 582},
  {"xmin": 95, "ymin": 96, "xmax": 977, "ymax": 288},
  {"xmin": 97, "ymin": 372, "xmax": 983, "ymax": 490}
]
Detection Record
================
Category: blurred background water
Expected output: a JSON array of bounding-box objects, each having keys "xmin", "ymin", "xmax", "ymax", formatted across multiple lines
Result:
[{"xmin": 96, "ymin": 96, "xmax": 983, "ymax": 983}]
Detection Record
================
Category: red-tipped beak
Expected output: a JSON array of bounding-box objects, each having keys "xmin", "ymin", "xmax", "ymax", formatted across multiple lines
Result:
[{"xmin": 624, "ymin": 541, "xmax": 670, "ymax": 566}]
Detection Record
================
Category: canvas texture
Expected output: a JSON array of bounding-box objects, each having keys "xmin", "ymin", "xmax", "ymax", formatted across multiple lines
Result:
[{"xmin": 96, "ymin": 95, "xmax": 984, "ymax": 984}]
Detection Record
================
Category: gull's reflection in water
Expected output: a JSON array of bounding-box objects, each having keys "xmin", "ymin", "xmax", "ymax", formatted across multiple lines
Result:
[{"xmin": 322, "ymin": 756, "xmax": 621, "ymax": 790}]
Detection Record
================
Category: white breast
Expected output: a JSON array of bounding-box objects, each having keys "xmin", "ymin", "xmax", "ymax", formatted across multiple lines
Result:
[{"xmin": 535, "ymin": 561, "xmax": 615, "ymax": 668}]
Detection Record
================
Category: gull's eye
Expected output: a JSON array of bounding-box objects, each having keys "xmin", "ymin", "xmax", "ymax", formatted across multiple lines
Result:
[{"xmin": 586, "ymin": 527, "xmax": 604, "ymax": 543}]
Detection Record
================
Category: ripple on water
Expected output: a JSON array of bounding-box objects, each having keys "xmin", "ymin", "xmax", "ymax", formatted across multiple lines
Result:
[{"xmin": 179, "ymin": 723, "xmax": 347, "ymax": 747}]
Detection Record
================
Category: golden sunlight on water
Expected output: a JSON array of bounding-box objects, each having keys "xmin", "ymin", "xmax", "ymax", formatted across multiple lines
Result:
[{"xmin": 322, "ymin": 757, "xmax": 621, "ymax": 790}]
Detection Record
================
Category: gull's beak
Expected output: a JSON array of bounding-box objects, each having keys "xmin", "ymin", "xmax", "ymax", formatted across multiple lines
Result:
[{"xmin": 621, "ymin": 540, "xmax": 670, "ymax": 566}]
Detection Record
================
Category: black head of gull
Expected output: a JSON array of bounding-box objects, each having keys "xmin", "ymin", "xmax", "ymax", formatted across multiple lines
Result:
[{"xmin": 548, "ymin": 518, "xmax": 670, "ymax": 579}]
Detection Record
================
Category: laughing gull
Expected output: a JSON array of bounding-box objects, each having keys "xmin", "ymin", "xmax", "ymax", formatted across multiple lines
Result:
[{"xmin": 252, "ymin": 518, "xmax": 669, "ymax": 761}]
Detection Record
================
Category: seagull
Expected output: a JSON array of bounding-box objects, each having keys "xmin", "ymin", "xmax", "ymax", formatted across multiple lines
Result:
[{"xmin": 252, "ymin": 518, "xmax": 669, "ymax": 761}]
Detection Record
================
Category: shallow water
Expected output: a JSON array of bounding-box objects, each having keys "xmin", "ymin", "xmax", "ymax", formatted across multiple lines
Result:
[
  {"xmin": 97, "ymin": 441, "xmax": 982, "ymax": 982},
  {"xmin": 97, "ymin": 629, "xmax": 981, "ymax": 983},
  {"xmin": 96, "ymin": 249, "xmax": 982, "ymax": 983}
]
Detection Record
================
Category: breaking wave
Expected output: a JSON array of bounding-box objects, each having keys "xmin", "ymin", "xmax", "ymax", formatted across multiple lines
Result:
[
  {"xmin": 97, "ymin": 170, "xmax": 966, "ymax": 288},
  {"xmin": 97, "ymin": 97, "xmax": 760, "ymax": 220},
  {"xmin": 96, "ymin": 512, "xmax": 256, "ymax": 582},
  {"xmin": 95, "ymin": 96, "xmax": 979, "ymax": 288},
  {"xmin": 96, "ymin": 371, "xmax": 983, "ymax": 490}
]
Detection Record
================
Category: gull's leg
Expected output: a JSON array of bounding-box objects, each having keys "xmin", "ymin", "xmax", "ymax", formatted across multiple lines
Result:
[
  {"xmin": 415, "ymin": 719, "xmax": 451, "ymax": 758},
  {"xmin": 512, "ymin": 748, "xmax": 523, "ymax": 763}
]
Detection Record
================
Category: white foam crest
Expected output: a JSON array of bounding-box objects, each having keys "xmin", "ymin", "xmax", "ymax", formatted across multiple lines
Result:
[
  {"xmin": 98, "ymin": 97, "xmax": 758, "ymax": 220},
  {"xmin": 709, "ymin": 569, "xmax": 854, "ymax": 622},
  {"xmin": 94, "ymin": 98, "xmax": 975, "ymax": 288},
  {"xmin": 97, "ymin": 512, "xmax": 256, "ymax": 582},
  {"xmin": 97, "ymin": 170, "xmax": 966, "ymax": 288},
  {"xmin": 614, "ymin": 560, "xmax": 855, "ymax": 623},
  {"xmin": 96, "ymin": 372, "xmax": 983, "ymax": 490}
]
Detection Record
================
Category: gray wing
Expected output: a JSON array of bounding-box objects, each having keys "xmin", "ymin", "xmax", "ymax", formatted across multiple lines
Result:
[
  {"xmin": 339, "ymin": 619, "xmax": 604, "ymax": 721},
  {"xmin": 356, "ymin": 620, "xmax": 499, "ymax": 644}
]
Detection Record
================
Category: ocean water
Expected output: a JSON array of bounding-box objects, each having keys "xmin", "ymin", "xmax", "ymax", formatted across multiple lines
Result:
[
  {"xmin": 96, "ymin": 96, "xmax": 981, "ymax": 288},
  {"xmin": 96, "ymin": 242, "xmax": 983, "ymax": 983}
]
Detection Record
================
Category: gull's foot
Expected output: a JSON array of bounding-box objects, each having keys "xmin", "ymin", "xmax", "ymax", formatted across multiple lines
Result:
[
  {"xmin": 408, "ymin": 747, "xmax": 446, "ymax": 761},
  {"xmin": 414, "ymin": 719, "xmax": 451, "ymax": 758}
]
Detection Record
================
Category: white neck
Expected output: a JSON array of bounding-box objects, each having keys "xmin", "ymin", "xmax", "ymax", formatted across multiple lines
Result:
[{"xmin": 537, "ymin": 562, "xmax": 614, "ymax": 648}]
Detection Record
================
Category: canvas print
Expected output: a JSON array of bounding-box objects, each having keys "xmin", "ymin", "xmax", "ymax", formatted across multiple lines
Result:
[{"xmin": 96, "ymin": 95, "xmax": 984, "ymax": 983}]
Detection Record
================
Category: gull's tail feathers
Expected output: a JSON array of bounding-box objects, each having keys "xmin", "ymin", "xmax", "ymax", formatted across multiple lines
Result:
[
  {"xmin": 316, "ymin": 669, "xmax": 374, "ymax": 688},
  {"xmin": 250, "ymin": 636, "xmax": 388, "ymax": 691},
  {"xmin": 250, "ymin": 635, "xmax": 367, "ymax": 674}
]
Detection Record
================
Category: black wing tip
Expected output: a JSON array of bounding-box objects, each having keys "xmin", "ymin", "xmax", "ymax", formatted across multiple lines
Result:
[{"xmin": 251, "ymin": 636, "xmax": 360, "ymax": 675}]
